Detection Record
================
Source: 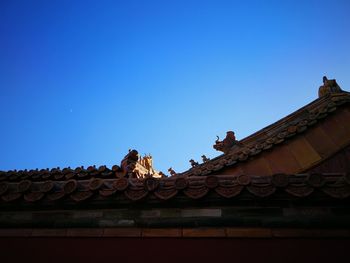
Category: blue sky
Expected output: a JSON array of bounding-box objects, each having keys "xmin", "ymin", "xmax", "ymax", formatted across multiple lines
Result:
[{"xmin": 1, "ymin": 0, "xmax": 350, "ymax": 174}]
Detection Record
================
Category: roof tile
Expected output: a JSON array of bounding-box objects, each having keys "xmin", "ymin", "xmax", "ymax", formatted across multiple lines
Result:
[{"xmin": 0, "ymin": 173, "xmax": 348, "ymax": 205}]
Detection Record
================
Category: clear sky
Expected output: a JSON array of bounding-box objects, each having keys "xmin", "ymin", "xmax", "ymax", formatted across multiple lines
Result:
[{"xmin": 1, "ymin": 0, "xmax": 350, "ymax": 174}]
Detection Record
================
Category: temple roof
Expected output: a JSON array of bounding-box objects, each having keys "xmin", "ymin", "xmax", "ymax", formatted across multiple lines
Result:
[
  {"xmin": 180, "ymin": 91, "xmax": 350, "ymax": 177},
  {"xmin": 1, "ymin": 78, "xmax": 350, "ymax": 240},
  {"xmin": 1, "ymin": 78, "xmax": 350, "ymax": 208}
]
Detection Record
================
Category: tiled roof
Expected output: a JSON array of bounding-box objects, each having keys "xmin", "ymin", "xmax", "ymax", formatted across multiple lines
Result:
[
  {"xmin": 0, "ymin": 164, "xmax": 119, "ymax": 182},
  {"xmin": 1, "ymin": 87, "xmax": 349, "ymax": 207},
  {"xmin": 179, "ymin": 92, "xmax": 350, "ymax": 177},
  {"xmin": 0, "ymin": 173, "xmax": 349, "ymax": 205}
]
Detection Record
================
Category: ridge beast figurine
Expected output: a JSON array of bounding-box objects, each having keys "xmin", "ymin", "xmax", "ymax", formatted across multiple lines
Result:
[
  {"xmin": 319, "ymin": 76, "xmax": 343, "ymax": 97},
  {"xmin": 213, "ymin": 130, "xmax": 240, "ymax": 154}
]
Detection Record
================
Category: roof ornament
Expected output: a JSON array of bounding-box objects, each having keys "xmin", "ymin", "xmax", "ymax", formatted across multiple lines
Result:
[
  {"xmin": 213, "ymin": 131, "xmax": 241, "ymax": 154},
  {"xmin": 318, "ymin": 76, "xmax": 343, "ymax": 97},
  {"xmin": 120, "ymin": 149, "xmax": 163, "ymax": 179},
  {"xmin": 189, "ymin": 159, "xmax": 199, "ymax": 167},
  {"xmin": 168, "ymin": 167, "xmax": 177, "ymax": 177},
  {"xmin": 201, "ymin": 155, "xmax": 210, "ymax": 162},
  {"xmin": 158, "ymin": 171, "xmax": 166, "ymax": 178}
]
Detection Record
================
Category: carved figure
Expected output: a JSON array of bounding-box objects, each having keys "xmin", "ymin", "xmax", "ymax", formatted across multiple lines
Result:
[
  {"xmin": 318, "ymin": 76, "xmax": 343, "ymax": 97},
  {"xmin": 213, "ymin": 131, "xmax": 239, "ymax": 154},
  {"xmin": 120, "ymin": 149, "xmax": 139, "ymax": 177},
  {"xmin": 201, "ymin": 155, "xmax": 210, "ymax": 162},
  {"xmin": 120, "ymin": 150, "xmax": 162, "ymax": 178},
  {"xmin": 168, "ymin": 167, "xmax": 177, "ymax": 176},
  {"xmin": 158, "ymin": 171, "xmax": 166, "ymax": 178},
  {"xmin": 140, "ymin": 154, "xmax": 154, "ymax": 173},
  {"xmin": 189, "ymin": 159, "xmax": 199, "ymax": 167}
]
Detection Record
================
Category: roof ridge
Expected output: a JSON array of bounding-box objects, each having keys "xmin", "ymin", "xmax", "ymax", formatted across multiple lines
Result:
[{"xmin": 179, "ymin": 92, "xmax": 350, "ymax": 177}]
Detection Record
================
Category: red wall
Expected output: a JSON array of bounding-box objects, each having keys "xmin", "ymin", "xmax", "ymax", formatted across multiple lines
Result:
[{"xmin": 1, "ymin": 238, "xmax": 349, "ymax": 263}]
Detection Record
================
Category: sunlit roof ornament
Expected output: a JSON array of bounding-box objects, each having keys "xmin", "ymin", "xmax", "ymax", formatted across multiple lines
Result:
[{"xmin": 319, "ymin": 76, "xmax": 343, "ymax": 97}]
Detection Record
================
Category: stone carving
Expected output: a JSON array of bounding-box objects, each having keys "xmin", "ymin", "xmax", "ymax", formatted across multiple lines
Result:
[
  {"xmin": 318, "ymin": 76, "xmax": 343, "ymax": 97},
  {"xmin": 168, "ymin": 167, "xmax": 177, "ymax": 177},
  {"xmin": 120, "ymin": 149, "xmax": 139, "ymax": 177},
  {"xmin": 201, "ymin": 155, "xmax": 210, "ymax": 162},
  {"xmin": 157, "ymin": 171, "xmax": 165, "ymax": 178},
  {"xmin": 139, "ymin": 154, "xmax": 155, "ymax": 174},
  {"xmin": 120, "ymin": 150, "xmax": 163, "ymax": 179},
  {"xmin": 189, "ymin": 159, "xmax": 199, "ymax": 167},
  {"xmin": 213, "ymin": 131, "xmax": 240, "ymax": 154}
]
